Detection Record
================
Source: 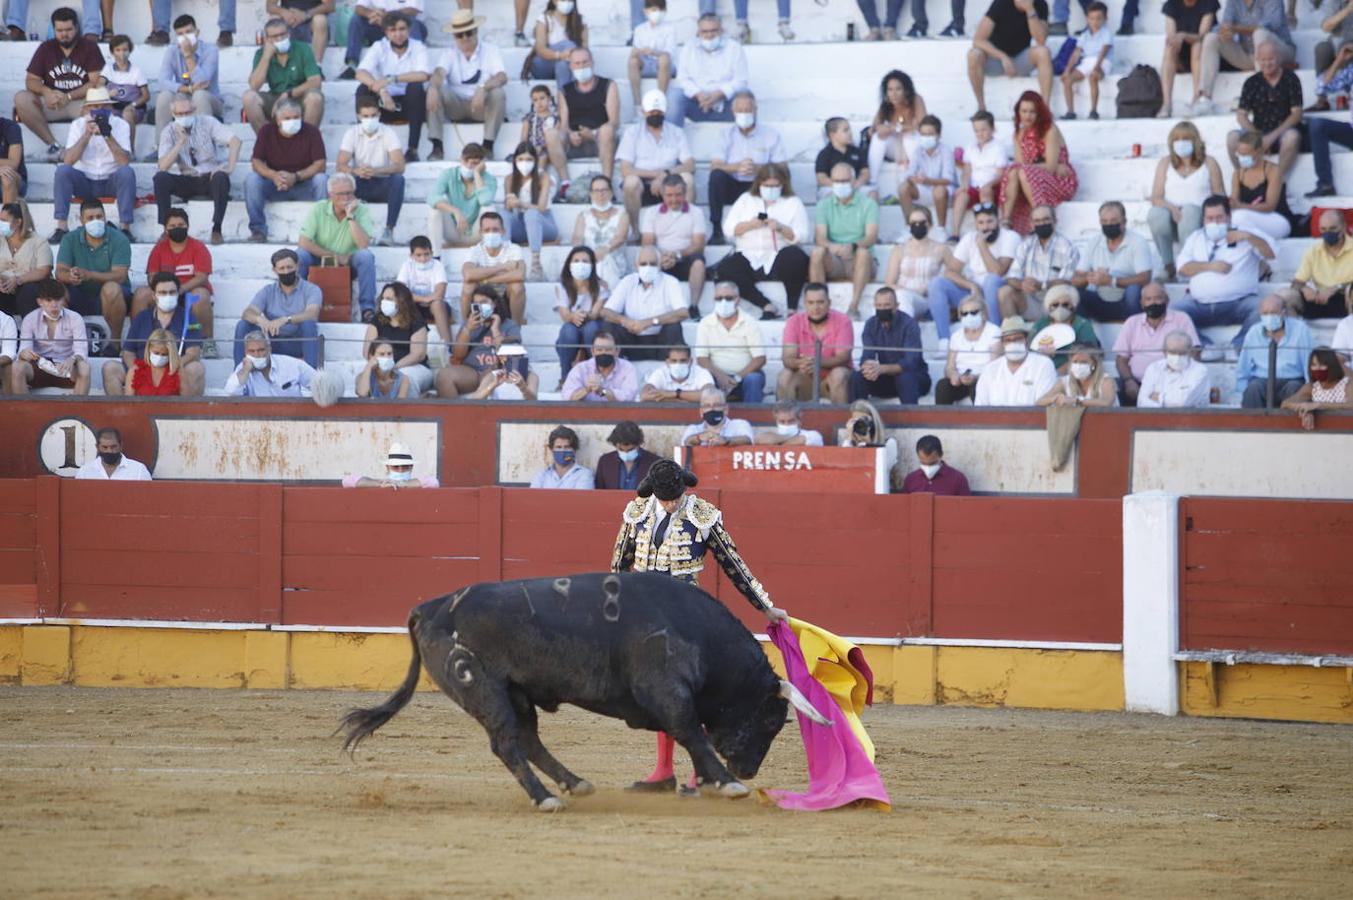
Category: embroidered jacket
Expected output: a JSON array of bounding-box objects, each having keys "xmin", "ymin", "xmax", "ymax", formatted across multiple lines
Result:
[{"xmin": 610, "ymin": 493, "xmax": 771, "ymax": 612}]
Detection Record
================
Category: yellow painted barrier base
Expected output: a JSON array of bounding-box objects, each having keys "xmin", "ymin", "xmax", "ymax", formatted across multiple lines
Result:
[{"xmin": 1179, "ymin": 660, "xmax": 1353, "ymax": 725}]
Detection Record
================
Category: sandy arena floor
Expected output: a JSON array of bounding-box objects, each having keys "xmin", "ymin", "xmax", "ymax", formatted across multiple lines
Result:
[{"xmin": 1, "ymin": 686, "xmax": 1351, "ymax": 898}]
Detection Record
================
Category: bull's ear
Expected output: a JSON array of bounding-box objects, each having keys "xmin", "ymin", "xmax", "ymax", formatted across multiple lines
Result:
[{"xmin": 779, "ymin": 680, "xmax": 833, "ymax": 726}]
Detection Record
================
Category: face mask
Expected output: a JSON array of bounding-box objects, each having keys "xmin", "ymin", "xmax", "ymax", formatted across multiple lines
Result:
[
  {"xmin": 380, "ymin": 299, "xmax": 398, "ymax": 317},
  {"xmin": 477, "ymin": 302, "xmax": 495, "ymax": 320},
  {"xmin": 1101, "ymin": 223, "xmax": 1123, "ymax": 240},
  {"xmin": 0, "ymin": 220, "xmax": 11, "ymax": 238},
  {"xmin": 831, "ymin": 182, "xmax": 853, "ymax": 200},
  {"xmin": 960, "ymin": 312, "xmax": 982, "ymax": 330},
  {"xmin": 377, "ymin": 356, "xmax": 396, "ymax": 372},
  {"xmin": 460, "ymin": 165, "xmax": 478, "ymax": 180},
  {"xmin": 572, "ymin": 66, "xmax": 593, "ymax": 83},
  {"xmin": 1172, "ymin": 139, "xmax": 1194, "ymax": 158},
  {"xmin": 594, "ymin": 352, "xmax": 615, "ymax": 369},
  {"xmin": 278, "ymin": 270, "xmax": 298, "ymax": 286},
  {"xmin": 918, "ymin": 135, "xmax": 938, "ymax": 151},
  {"xmin": 415, "ymin": 258, "xmax": 437, "ymax": 271},
  {"xmin": 1070, "ymin": 361, "xmax": 1093, "ymax": 381},
  {"xmin": 1322, "ymin": 230, "xmax": 1343, "ymax": 247},
  {"xmin": 1033, "ymin": 223, "xmax": 1054, "ymax": 240},
  {"xmin": 1143, "ymin": 303, "xmax": 1166, "ymax": 319},
  {"xmin": 360, "ymin": 116, "xmax": 381, "ymax": 135},
  {"xmin": 714, "ymin": 299, "xmax": 737, "ymax": 318},
  {"xmin": 1049, "ymin": 305, "xmax": 1072, "ymax": 323},
  {"xmin": 42, "ymin": 308, "xmax": 62, "ymax": 321},
  {"xmin": 668, "ymin": 362, "xmax": 690, "ymax": 381},
  {"xmin": 646, "ymin": 9, "xmax": 665, "ymax": 24},
  {"xmin": 1237, "ymin": 154, "xmax": 1255, "ymax": 169},
  {"xmin": 618, "ymin": 447, "xmax": 640, "ymax": 462},
  {"xmin": 645, "ymin": 112, "xmax": 665, "ymax": 128},
  {"xmin": 99, "ymin": 451, "xmax": 122, "ymax": 465},
  {"xmin": 1261, "ymin": 313, "xmax": 1284, "ymax": 332},
  {"xmin": 555, "ymin": 0, "xmax": 575, "ymax": 13},
  {"xmin": 570, "ymin": 260, "xmax": 593, "ymax": 279},
  {"xmin": 908, "ymin": 221, "xmax": 929, "ymax": 240},
  {"xmin": 734, "ymin": 112, "xmax": 755, "ymax": 129},
  {"xmin": 1166, "ymin": 353, "xmax": 1187, "ymax": 371},
  {"xmin": 876, "ymin": 308, "xmax": 895, "ymax": 323},
  {"xmin": 482, "ymin": 231, "xmax": 503, "ymax": 249},
  {"xmin": 920, "ymin": 462, "xmax": 942, "ymax": 479},
  {"xmin": 279, "ymin": 118, "xmax": 302, "ymax": 137},
  {"xmin": 984, "ymin": 226, "xmax": 1000, "ymax": 243},
  {"xmin": 700, "ymin": 36, "xmax": 722, "ymax": 52},
  {"xmin": 1203, "ymin": 222, "xmax": 1228, "ymax": 242},
  {"xmin": 149, "ymin": 353, "xmax": 169, "ymax": 368},
  {"xmin": 164, "ymin": 226, "xmax": 189, "ymax": 244},
  {"xmin": 250, "ymin": 354, "xmax": 270, "ymax": 370},
  {"xmin": 637, "ymin": 264, "xmax": 658, "ymax": 284},
  {"xmin": 775, "ymin": 423, "xmax": 800, "ymax": 437},
  {"xmin": 552, "ymin": 449, "xmax": 576, "ymax": 467},
  {"xmin": 592, "ymin": 199, "xmax": 613, "ymax": 212},
  {"xmin": 273, "ymin": 37, "xmax": 291, "ymax": 53},
  {"xmin": 515, "ymin": 159, "xmax": 536, "ymax": 176},
  {"xmin": 702, "ymin": 409, "xmax": 726, "ymax": 426},
  {"xmin": 388, "ymin": 469, "xmax": 412, "ymax": 482},
  {"xmin": 1310, "ymin": 366, "xmax": 1330, "ymax": 382},
  {"xmin": 174, "ymin": 114, "xmax": 195, "ymax": 130},
  {"xmin": 155, "ymin": 292, "xmax": 178, "ymax": 312},
  {"xmin": 85, "ymin": 218, "xmax": 106, "ymax": 238},
  {"xmin": 179, "ymin": 31, "xmax": 198, "ymax": 48},
  {"xmin": 1004, "ymin": 341, "xmax": 1028, "ymax": 361},
  {"xmin": 760, "ymin": 185, "xmax": 782, "ymax": 202}
]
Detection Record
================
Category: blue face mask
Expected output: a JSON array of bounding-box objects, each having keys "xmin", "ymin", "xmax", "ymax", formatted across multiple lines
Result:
[
  {"xmin": 618, "ymin": 448, "xmax": 639, "ymax": 463},
  {"xmin": 553, "ymin": 449, "xmax": 575, "ymax": 467},
  {"xmin": 1261, "ymin": 313, "xmax": 1284, "ymax": 333}
]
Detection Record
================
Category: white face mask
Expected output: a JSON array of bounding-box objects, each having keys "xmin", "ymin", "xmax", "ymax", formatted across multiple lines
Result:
[
  {"xmin": 831, "ymin": 182, "xmax": 853, "ymax": 200},
  {"xmin": 84, "ymin": 218, "xmax": 106, "ymax": 238},
  {"xmin": 478, "ymin": 302, "xmax": 496, "ymax": 320},
  {"xmin": 380, "ymin": 299, "xmax": 398, "ymax": 317},
  {"xmin": 1004, "ymin": 341, "xmax": 1028, "ymax": 361},
  {"xmin": 646, "ymin": 9, "xmax": 665, "ymax": 24},
  {"xmin": 920, "ymin": 462, "xmax": 942, "ymax": 479},
  {"xmin": 1203, "ymin": 222, "xmax": 1228, "ymax": 242},
  {"xmin": 775, "ymin": 422, "xmax": 799, "ymax": 437},
  {"xmin": 179, "ymin": 30, "xmax": 197, "ymax": 47},
  {"xmin": 637, "ymin": 264, "xmax": 658, "ymax": 284},
  {"xmin": 668, "ymin": 362, "xmax": 690, "ymax": 381},
  {"xmin": 482, "ymin": 231, "xmax": 503, "ymax": 249},
  {"xmin": 250, "ymin": 353, "xmax": 270, "ymax": 370},
  {"xmin": 155, "ymin": 292, "xmax": 178, "ymax": 312},
  {"xmin": 173, "ymin": 114, "xmax": 195, "ymax": 130},
  {"xmin": 960, "ymin": 312, "xmax": 983, "ymax": 330},
  {"xmin": 279, "ymin": 118, "xmax": 302, "ymax": 136},
  {"xmin": 700, "ymin": 36, "xmax": 721, "ymax": 52},
  {"xmin": 760, "ymin": 185, "xmax": 782, "ymax": 203},
  {"xmin": 591, "ymin": 199, "xmax": 613, "ymax": 212},
  {"xmin": 918, "ymin": 134, "xmax": 938, "ymax": 151},
  {"xmin": 376, "ymin": 356, "xmax": 396, "ymax": 372},
  {"xmin": 714, "ymin": 299, "xmax": 738, "ymax": 318},
  {"xmin": 570, "ymin": 260, "xmax": 593, "ymax": 279},
  {"xmin": 273, "ymin": 37, "xmax": 291, "ymax": 53},
  {"xmin": 0, "ymin": 220, "xmax": 13, "ymax": 238},
  {"xmin": 1166, "ymin": 352, "xmax": 1187, "ymax": 371},
  {"xmin": 360, "ymin": 116, "xmax": 381, "ymax": 135},
  {"xmin": 1049, "ymin": 305, "xmax": 1072, "ymax": 323},
  {"xmin": 572, "ymin": 66, "xmax": 593, "ymax": 83},
  {"xmin": 515, "ymin": 159, "xmax": 536, "ymax": 176},
  {"xmin": 555, "ymin": 0, "xmax": 575, "ymax": 12},
  {"xmin": 1236, "ymin": 154, "xmax": 1255, "ymax": 169},
  {"xmin": 734, "ymin": 111, "xmax": 755, "ymax": 129},
  {"xmin": 149, "ymin": 352, "xmax": 169, "ymax": 368},
  {"xmin": 388, "ymin": 469, "xmax": 412, "ymax": 482},
  {"xmin": 1172, "ymin": 139, "xmax": 1194, "ymax": 158},
  {"xmin": 415, "ymin": 257, "xmax": 437, "ymax": 271},
  {"xmin": 1069, "ymin": 361, "xmax": 1093, "ymax": 381}
]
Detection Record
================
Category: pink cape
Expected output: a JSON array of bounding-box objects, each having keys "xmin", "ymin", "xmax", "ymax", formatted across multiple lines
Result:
[{"xmin": 760, "ymin": 621, "xmax": 892, "ymax": 812}]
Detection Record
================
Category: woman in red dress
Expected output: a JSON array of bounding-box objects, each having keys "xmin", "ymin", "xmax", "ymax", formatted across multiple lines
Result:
[
  {"xmin": 128, "ymin": 328, "xmax": 183, "ymax": 396},
  {"xmin": 998, "ymin": 91, "xmax": 1079, "ymax": 235}
]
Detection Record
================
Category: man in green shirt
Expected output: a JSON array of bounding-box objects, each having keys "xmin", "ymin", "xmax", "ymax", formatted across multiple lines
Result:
[
  {"xmin": 810, "ymin": 162, "xmax": 880, "ymax": 318},
  {"xmin": 296, "ymin": 173, "xmax": 378, "ymax": 321},
  {"xmin": 242, "ymin": 17, "xmax": 325, "ymax": 133},
  {"xmin": 55, "ymin": 199, "xmax": 133, "ymax": 356},
  {"xmin": 425, "ymin": 141, "xmax": 497, "ymax": 248}
]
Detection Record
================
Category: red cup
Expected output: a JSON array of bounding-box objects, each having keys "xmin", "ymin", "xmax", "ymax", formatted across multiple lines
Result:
[{"xmin": 1131, "ymin": 143, "xmax": 1142, "ymax": 158}]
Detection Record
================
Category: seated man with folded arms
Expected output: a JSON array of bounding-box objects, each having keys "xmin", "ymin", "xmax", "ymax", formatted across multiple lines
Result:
[{"xmin": 755, "ymin": 399, "xmax": 824, "ymax": 446}]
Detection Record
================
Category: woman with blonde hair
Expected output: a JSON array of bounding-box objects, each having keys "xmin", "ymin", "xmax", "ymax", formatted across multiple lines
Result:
[
  {"xmin": 1037, "ymin": 344, "xmax": 1117, "ymax": 407},
  {"xmin": 843, "ymin": 399, "xmax": 900, "ymax": 487},
  {"xmin": 0, "ymin": 201, "xmax": 52, "ymax": 315},
  {"xmin": 1147, "ymin": 121, "xmax": 1224, "ymax": 280},
  {"xmin": 129, "ymin": 328, "xmax": 185, "ymax": 396}
]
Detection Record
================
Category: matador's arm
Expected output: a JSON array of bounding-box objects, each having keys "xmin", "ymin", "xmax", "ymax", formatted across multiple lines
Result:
[
  {"xmin": 706, "ymin": 521, "xmax": 772, "ymax": 613},
  {"xmin": 611, "ymin": 519, "xmax": 637, "ymax": 573}
]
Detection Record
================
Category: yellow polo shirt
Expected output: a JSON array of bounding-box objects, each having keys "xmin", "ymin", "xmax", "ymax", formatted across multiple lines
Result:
[
  {"xmin": 1294, "ymin": 238, "xmax": 1353, "ymax": 289},
  {"xmin": 695, "ymin": 311, "xmax": 766, "ymax": 374}
]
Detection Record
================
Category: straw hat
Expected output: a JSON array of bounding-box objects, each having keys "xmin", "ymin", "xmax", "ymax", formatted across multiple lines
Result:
[{"xmin": 444, "ymin": 9, "xmax": 486, "ymax": 34}]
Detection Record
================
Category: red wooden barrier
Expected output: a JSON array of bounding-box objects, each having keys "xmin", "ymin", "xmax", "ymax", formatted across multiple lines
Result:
[{"xmin": 0, "ymin": 479, "xmax": 37, "ymax": 617}]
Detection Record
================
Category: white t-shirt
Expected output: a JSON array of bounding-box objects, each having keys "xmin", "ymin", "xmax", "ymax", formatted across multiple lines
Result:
[
  {"xmin": 770, "ymin": 428, "xmax": 824, "ymax": 446},
  {"xmin": 1177, "ymin": 228, "xmax": 1273, "ymax": 304},
  {"xmin": 65, "ymin": 115, "xmax": 133, "ymax": 180},
  {"xmin": 631, "ymin": 21, "xmax": 677, "ymax": 56},
  {"xmin": 954, "ymin": 228, "xmax": 1021, "ymax": 280},
  {"xmin": 396, "ymin": 257, "xmax": 447, "ymax": 298},
  {"xmin": 680, "ymin": 417, "xmax": 756, "ymax": 444},
  {"xmin": 467, "ymin": 241, "xmax": 524, "ymax": 269},
  {"xmin": 645, "ymin": 363, "xmax": 715, "ymax": 393},
  {"xmin": 0, "ymin": 312, "xmax": 16, "ymax": 361},
  {"xmin": 436, "ymin": 40, "xmax": 506, "ymax": 100},
  {"xmin": 75, "ymin": 456, "xmax": 152, "ymax": 480},
  {"xmin": 962, "ymin": 137, "xmax": 1011, "ymax": 187},
  {"xmin": 950, "ymin": 320, "xmax": 1001, "ymax": 374},
  {"xmin": 357, "ymin": 39, "xmax": 430, "ymax": 97},
  {"xmin": 104, "ymin": 63, "xmax": 148, "ymax": 106},
  {"xmin": 340, "ymin": 123, "xmax": 402, "ymax": 169},
  {"xmin": 552, "ymin": 283, "xmax": 609, "ymax": 313},
  {"xmin": 1332, "ymin": 314, "xmax": 1353, "ymax": 360},
  {"xmin": 975, "ymin": 353, "xmax": 1058, "ymax": 406}
]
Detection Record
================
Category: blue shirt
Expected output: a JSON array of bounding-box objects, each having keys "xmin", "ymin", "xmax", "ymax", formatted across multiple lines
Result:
[
  {"xmin": 124, "ymin": 300, "xmax": 202, "ymax": 359},
  {"xmin": 529, "ymin": 464, "xmax": 596, "ymax": 490},
  {"xmin": 617, "ymin": 461, "xmax": 641, "ymax": 492},
  {"xmin": 247, "ymin": 279, "xmax": 322, "ymax": 320},
  {"xmin": 157, "ymin": 40, "xmax": 220, "ymax": 95},
  {"xmin": 861, "ymin": 312, "xmax": 926, "ymax": 381},
  {"xmin": 1235, "ymin": 317, "xmax": 1313, "ymax": 393},
  {"xmin": 717, "ymin": 122, "xmax": 788, "ymax": 183},
  {"xmin": 224, "ymin": 354, "xmax": 316, "ymax": 397}
]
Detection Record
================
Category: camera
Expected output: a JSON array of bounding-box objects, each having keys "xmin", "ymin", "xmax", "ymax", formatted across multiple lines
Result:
[{"xmin": 92, "ymin": 109, "xmax": 112, "ymax": 137}]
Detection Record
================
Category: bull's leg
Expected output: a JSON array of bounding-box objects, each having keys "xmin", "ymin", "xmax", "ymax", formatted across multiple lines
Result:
[
  {"xmin": 631, "ymin": 682, "xmax": 744, "ymax": 798},
  {"xmin": 508, "ymin": 688, "xmax": 594, "ymax": 797},
  {"xmin": 449, "ymin": 673, "xmax": 562, "ymax": 810}
]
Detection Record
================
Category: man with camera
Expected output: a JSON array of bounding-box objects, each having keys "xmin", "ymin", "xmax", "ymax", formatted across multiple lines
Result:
[{"xmin": 51, "ymin": 87, "xmax": 136, "ymax": 243}]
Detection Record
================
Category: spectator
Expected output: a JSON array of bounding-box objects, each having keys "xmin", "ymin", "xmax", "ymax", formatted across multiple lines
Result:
[
  {"xmin": 11, "ymin": 279, "xmax": 89, "ymax": 394},
  {"xmin": 243, "ymin": 18, "xmax": 325, "ymax": 134},
  {"xmin": 1282, "ymin": 348, "xmax": 1353, "ymax": 429},
  {"xmin": 928, "ymin": 202, "xmax": 1021, "ymax": 348},
  {"xmin": 340, "ymin": 0, "xmax": 430, "ymax": 79},
  {"xmin": 296, "ymin": 173, "xmax": 378, "ymax": 323},
  {"xmin": 974, "ymin": 315, "xmax": 1057, "ymax": 405},
  {"xmin": 595, "ymin": 420, "xmax": 660, "ymax": 491},
  {"xmin": 426, "ymin": 142, "xmax": 495, "ymax": 250},
  {"xmin": 756, "ymin": 399, "xmax": 824, "ymax": 446},
  {"xmin": 1160, "ymin": 0, "xmax": 1220, "ymax": 118},
  {"xmin": 998, "ymin": 91, "xmax": 1077, "ymax": 235},
  {"xmin": 1173, "ymin": 195, "xmax": 1273, "ymax": 349},
  {"xmin": 0, "ymin": 308, "xmax": 12, "ymax": 393},
  {"xmin": 999, "ymin": 203, "xmax": 1078, "ymax": 320},
  {"xmin": 343, "ymin": 442, "xmax": 440, "ymax": 487},
  {"xmin": 1236, "ymin": 294, "xmax": 1313, "ymax": 407},
  {"xmin": 814, "ymin": 116, "xmax": 872, "ymax": 199},
  {"xmin": 667, "ymin": 13, "xmax": 748, "ymax": 127},
  {"xmin": 355, "ymin": 12, "xmax": 429, "ymax": 161},
  {"xmin": 503, "ymin": 142, "xmax": 558, "ymax": 280},
  {"xmin": 554, "ymin": 245, "xmax": 609, "ymax": 379},
  {"xmin": 1037, "ymin": 343, "xmax": 1117, "ymax": 406},
  {"xmin": 900, "ymin": 115, "xmax": 956, "ymax": 237},
  {"xmin": 1030, "ymin": 283, "xmax": 1099, "ymax": 370},
  {"xmin": 428, "ymin": 10, "xmax": 507, "ymax": 161},
  {"xmin": 527, "ymin": 0, "xmax": 588, "ymax": 86},
  {"xmin": 1072, "ymin": 201, "xmax": 1152, "ymax": 321},
  {"xmin": 811, "ymin": 162, "xmax": 880, "ymax": 318},
  {"xmin": 618, "ymin": 90, "xmax": 695, "ymax": 240},
  {"xmin": 682, "ymin": 386, "xmax": 754, "ymax": 446},
  {"xmin": 695, "ymin": 281, "xmax": 767, "ymax": 403},
  {"xmin": 602, "ymin": 245, "xmax": 687, "ymax": 361},
  {"xmin": 1228, "ymin": 129, "xmax": 1293, "ymax": 243},
  {"xmin": 356, "ymin": 338, "xmax": 411, "ymax": 399},
  {"xmin": 396, "ymin": 235, "xmax": 451, "ymax": 348},
  {"xmin": 713, "ymin": 162, "xmax": 810, "ymax": 319},
  {"xmin": 867, "ymin": 70, "xmax": 928, "ymax": 187},
  {"xmin": 1307, "ymin": 104, "xmax": 1353, "ymax": 199},
  {"xmin": 51, "ymin": 88, "xmax": 135, "ymax": 239},
  {"xmin": 234, "ymin": 249, "xmax": 321, "ymax": 369},
  {"xmin": 1309, "ymin": 0, "xmax": 1353, "ymax": 113},
  {"xmin": 779, "ymin": 283, "xmax": 853, "ymax": 404},
  {"xmin": 884, "ymin": 205, "xmax": 947, "ymax": 318},
  {"xmin": 1195, "ymin": 0, "xmax": 1294, "ymax": 115},
  {"xmin": 55, "ymin": 199, "xmax": 131, "ymax": 355},
  {"xmin": 103, "ymin": 273, "xmax": 205, "ymax": 396},
  {"xmin": 1279, "ymin": 209, "xmax": 1353, "ymax": 320},
  {"xmin": 437, "ymin": 287, "xmax": 520, "ymax": 398},
  {"xmin": 363, "ymin": 281, "xmax": 431, "ymax": 396},
  {"xmin": 15, "ymin": 7, "xmax": 105, "ymax": 160},
  {"xmin": 520, "ymin": 85, "xmax": 559, "ymax": 175},
  {"xmin": 460, "ymin": 211, "xmax": 525, "ymax": 325},
  {"xmin": 936, "ymin": 295, "xmax": 1001, "ymax": 404},
  {"xmin": 104, "ymin": 35, "xmax": 146, "ymax": 162},
  {"xmin": 707, "ymin": 90, "xmax": 786, "ymax": 245},
  {"xmin": 138, "ymin": 210, "xmax": 217, "ymax": 357},
  {"xmin": 1059, "ymin": 1, "xmax": 1112, "ymax": 121},
  {"xmin": 465, "ymin": 341, "xmax": 539, "ymax": 401},
  {"xmin": 153, "ymin": 15, "xmax": 224, "ymax": 146},
  {"xmin": 335, "ymin": 94, "xmax": 406, "ymax": 248},
  {"xmin": 530, "ymin": 426, "xmax": 595, "ymax": 490},
  {"xmin": 120, "ymin": 327, "xmax": 194, "ymax": 396},
  {"xmin": 1229, "ymin": 43, "xmax": 1301, "ymax": 184},
  {"xmin": 1148, "ymin": 121, "xmax": 1225, "ymax": 279},
  {"xmin": 551, "ymin": 47, "xmax": 620, "ymax": 186},
  {"xmin": 265, "ymin": 0, "xmax": 334, "ymax": 69},
  {"xmin": 641, "ymin": 174, "xmax": 707, "ymax": 320},
  {"xmin": 0, "ymin": 203, "xmax": 52, "ymax": 316},
  {"xmin": 641, "ymin": 342, "xmax": 714, "ymax": 402},
  {"xmin": 1112, "ymin": 281, "xmax": 1200, "ymax": 405},
  {"xmin": 953, "ymin": 110, "xmax": 1010, "ymax": 234},
  {"xmin": 902, "ymin": 435, "xmax": 972, "ymax": 495},
  {"xmin": 562, "ymin": 330, "xmax": 640, "ymax": 402},
  {"xmin": 842, "ymin": 399, "xmax": 901, "ymax": 487},
  {"xmin": 7, "ymin": 1, "xmax": 102, "ymax": 43},
  {"xmin": 153, "ymin": 93, "xmax": 239, "ymax": 246},
  {"xmin": 1138, "ymin": 329, "xmax": 1212, "ymax": 407},
  {"xmin": 851, "ymin": 285, "xmax": 928, "ymax": 404},
  {"xmin": 75, "ymin": 428, "xmax": 150, "ymax": 480},
  {"xmin": 225, "ymin": 330, "xmax": 316, "ymax": 397},
  {"xmin": 967, "ymin": 0, "xmax": 1052, "ymax": 113},
  {"xmin": 629, "ymin": 0, "xmax": 677, "ymax": 106},
  {"xmin": 572, "ymin": 174, "xmax": 631, "ymax": 288},
  {"xmin": 245, "ymin": 97, "xmax": 328, "ymax": 243}
]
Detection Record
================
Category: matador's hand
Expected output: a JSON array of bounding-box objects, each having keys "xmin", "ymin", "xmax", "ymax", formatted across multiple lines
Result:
[{"xmin": 765, "ymin": 606, "xmax": 788, "ymax": 623}]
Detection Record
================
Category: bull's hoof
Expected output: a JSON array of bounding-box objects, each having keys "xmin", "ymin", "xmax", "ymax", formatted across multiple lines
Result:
[
  {"xmin": 624, "ymin": 776, "xmax": 676, "ymax": 793},
  {"xmin": 535, "ymin": 796, "xmax": 565, "ymax": 812},
  {"xmin": 718, "ymin": 781, "xmax": 750, "ymax": 799},
  {"xmin": 564, "ymin": 780, "xmax": 595, "ymax": 797}
]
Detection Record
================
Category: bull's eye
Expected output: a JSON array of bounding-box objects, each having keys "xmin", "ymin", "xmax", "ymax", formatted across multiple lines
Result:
[{"xmin": 453, "ymin": 658, "xmax": 474, "ymax": 684}]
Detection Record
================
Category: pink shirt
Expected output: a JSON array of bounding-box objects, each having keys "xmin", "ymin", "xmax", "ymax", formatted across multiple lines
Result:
[
  {"xmin": 1111, "ymin": 308, "xmax": 1199, "ymax": 381},
  {"xmin": 783, "ymin": 309, "xmax": 855, "ymax": 369}
]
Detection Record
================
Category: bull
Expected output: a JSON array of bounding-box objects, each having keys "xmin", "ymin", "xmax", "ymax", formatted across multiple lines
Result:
[{"xmin": 337, "ymin": 571, "xmax": 830, "ymax": 811}]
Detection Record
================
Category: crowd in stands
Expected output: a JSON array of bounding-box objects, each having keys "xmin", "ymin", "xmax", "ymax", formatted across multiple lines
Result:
[{"xmin": 0, "ymin": 0, "xmax": 1351, "ymax": 425}]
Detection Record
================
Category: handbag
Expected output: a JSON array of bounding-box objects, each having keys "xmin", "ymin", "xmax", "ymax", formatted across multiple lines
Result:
[
  {"xmin": 310, "ymin": 255, "xmax": 353, "ymax": 324},
  {"xmin": 1052, "ymin": 37, "xmax": 1078, "ymax": 76}
]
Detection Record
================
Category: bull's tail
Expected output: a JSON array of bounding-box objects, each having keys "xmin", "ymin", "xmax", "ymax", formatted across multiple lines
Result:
[{"xmin": 336, "ymin": 615, "xmax": 423, "ymax": 754}]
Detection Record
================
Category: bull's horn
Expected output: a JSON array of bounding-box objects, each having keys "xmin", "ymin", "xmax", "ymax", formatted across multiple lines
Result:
[{"xmin": 779, "ymin": 680, "xmax": 833, "ymax": 726}]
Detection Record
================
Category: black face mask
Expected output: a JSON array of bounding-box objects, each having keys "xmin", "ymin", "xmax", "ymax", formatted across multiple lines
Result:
[
  {"xmin": 1033, "ymin": 223, "xmax": 1054, "ymax": 240},
  {"xmin": 278, "ymin": 271, "xmax": 298, "ymax": 287},
  {"xmin": 167, "ymin": 226, "xmax": 188, "ymax": 243},
  {"xmin": 984, "ymin": 226, "xmax": 1000, "ymax": 243},
  {"xmin": 1143, "ymin": 303, "xmax": 1167, "ymax": 319},
  {"xmin": 1101, "ymin": 223, "xmax": 1123, "ymax": 240},
  {"xmin": 702, "ymin": 409, "xmax": 725, "ymax": 426},
  {"xmin": 908, "ymin": 221, "xmax": 929, "ymax": 240},
  {"xmin": 594, "ymin": 352, "xmax": 615, "ymax": 369},
  {"xmin": 1322, "ymin": 230, "xmax": 1343, "ymax": 247},
  {"xmin": 876, "ymin": 308, "xmax": 895, "ymax": 323},
  {"xmin": 99, "ymin": 451, "xmax": 121, "ymax": 466},
  {"xmin": 645, "ymin": 113, "xmax": 665, "ymax": 128}
]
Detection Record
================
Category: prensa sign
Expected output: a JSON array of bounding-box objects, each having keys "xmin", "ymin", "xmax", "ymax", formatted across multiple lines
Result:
[{"xmin": 680, "ymin": 446, "xmax": 890, "ymax": 494}]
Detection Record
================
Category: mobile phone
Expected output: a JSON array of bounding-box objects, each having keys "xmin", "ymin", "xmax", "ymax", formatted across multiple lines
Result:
[{"xmin": 757, "ymin": 212, "xmax": 768, "ymax": 221}]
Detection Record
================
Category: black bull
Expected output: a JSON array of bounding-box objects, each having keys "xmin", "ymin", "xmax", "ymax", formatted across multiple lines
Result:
[{"xmin": 337, "ymin": 572, "xmax": 829, "ymax": 810}]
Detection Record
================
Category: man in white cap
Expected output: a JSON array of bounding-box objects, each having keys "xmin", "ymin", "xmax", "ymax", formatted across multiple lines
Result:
[
  {"xmin": 52, "ymin": 87, "xmax": 137, "ymax": 238},
  {"xmin": 617, "ymin": 88, "xmax": 695, "ymax": 240},
  {"xmin": 975, "ymin": 315, "xmax": 1057, "ymax": 406},
  {"xmin": 343, "ymin": 441, "xmax": 440, "ymax": 488},
  {"xmin": 427, "ymin": 10, "xmax": 507, "ymax": 161}
]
